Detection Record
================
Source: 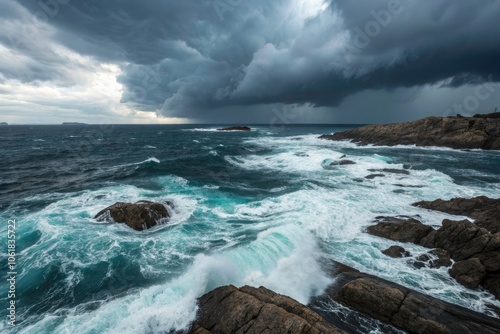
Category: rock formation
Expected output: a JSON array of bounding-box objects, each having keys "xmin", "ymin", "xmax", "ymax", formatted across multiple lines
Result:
[
  {"xmin": 367, "ymin": 210, "xmax": 500, "ymax": 299},
  {"xmin": 319, "ymin": 116, "xmax": 500, "ymax": 150},
  {"xmin": 414, "ymin": 196, "xmax": 500, "ymax": 233},
  {"xmin": 313, "ymin": 261, "xmax": 500, "ymax": 334},
  {"xmin": 188, "ymin": 285, "xmax": 346, "ymax": 334},
  {"xmin": 217, "ymin": 126, "xmax": 251, "ymax": 131},
  {"xmin": 94, "ymin": 200, "xmax": 174, "ymax": 231}
]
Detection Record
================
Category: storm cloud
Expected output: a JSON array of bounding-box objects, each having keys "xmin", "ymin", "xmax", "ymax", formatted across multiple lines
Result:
[{"xmin": 2, "ymin": 0, "xmax": 500, "ymax": 123}]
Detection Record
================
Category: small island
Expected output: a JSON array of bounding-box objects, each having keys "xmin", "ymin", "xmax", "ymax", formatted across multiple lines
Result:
[
  {"xmin": 62, "ymin": 122, "xmax": 87, "ymax": 125},
  {"xmin": 0, "ymin": 122, "xmax": 8, "ymax": 125},
  {"xmin": 217, "ymin": 126, "xmax": 251, "ymax": 131}
]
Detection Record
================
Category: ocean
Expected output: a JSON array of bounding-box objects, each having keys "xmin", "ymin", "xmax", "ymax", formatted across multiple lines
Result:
[{"xmin": 1, "ymin": 124, "xmax": 499, "ymax": 333}]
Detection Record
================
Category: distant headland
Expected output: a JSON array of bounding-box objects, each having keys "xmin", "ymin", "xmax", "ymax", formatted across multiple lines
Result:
[
  {"xmin": 62, "ymin": 122, "xmax": 87, "ymax": 125},
  {"xmin": 0, "ymin": 122, "xmax": 8, "ymax": 125}
]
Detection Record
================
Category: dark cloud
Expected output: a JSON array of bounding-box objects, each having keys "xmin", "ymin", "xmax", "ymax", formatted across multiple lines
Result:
[{"xmin": 7, "ymin": 0, "xmax": 500, "ymax": 122}]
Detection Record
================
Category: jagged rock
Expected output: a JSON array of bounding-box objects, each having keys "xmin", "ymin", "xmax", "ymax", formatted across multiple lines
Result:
[
  {"xmin": 382, "ymin": 246, "xmax": 411, "ymax": 258},
  {"xmin": 188, "ymin": 285, "xmax": 346, "ymax": 334},
  {"xmin": 319, "ymin": 116, "xmax": 500, "ymax": 150},
  {"xmin": 312, "ymin": 261, "xmax": 500, "ymax": 334},
  {"xmin": 367, "ymin": 217, "xmax": 434, "ymax": 244},
  {"xmin": 449, "ymin": 259, "xmax": 486, "ymax": 289},
  {"xmin": 217, "ymin": 126, "xmax": 251, "ymax": 131},
  {"xmin": 94, "ymin": 200, "xmax": 173, "ymax": 231},
  {"xmin": 414, "ymin": 196, "xmax": 500, "ymax": 233},
  {"xmin": 368, "ymin": 214, "xmax": 500, "ymax": 298}
]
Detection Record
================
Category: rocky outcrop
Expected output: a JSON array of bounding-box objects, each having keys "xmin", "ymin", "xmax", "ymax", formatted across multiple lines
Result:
[
  {"xmin": 94, "ymin": 200, "xmax": 174, "ymax": 231},
  {"xmin": 188, "ymin": 285, "xmax": 346, "ymax": 334},
  {"xmin": 217, "ymin": 126, "xmax": 251, "ymax": 131},
  {"xmin": 319, "ymin": 116, "xmax": 500, "ymax": 150},
  {"xmin": 367, "ymin": 214, "xmax": 500, "ymax": 299},
  {"xmin": 312, "ymin": 261, "xmax": 500, "ymax": 334},
  {"xmin": 367, "ymin": 216, "xmax": 434, "ymax": 244},
  {"xmin": 330, "ymin": 160, "xmax": 356, "ymax": 166},
  {"xmin": 382, "ymin": 245, "xmax": 411, "ymax": 258},
  {"xmin": 414, "ymin": 196, "xmax": 500, "ymax": 233}
]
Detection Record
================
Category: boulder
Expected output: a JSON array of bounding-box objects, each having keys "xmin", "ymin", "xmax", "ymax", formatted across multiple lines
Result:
[
  {"xmin": 217, "ymin": 126, "xmax": 251, "ymax": 131},
  {"xmin": 94, "ymin": 200, "xmax": 174, "ymax": 231},
  {"xmin": 413, "ymin": 196, "xmax": 500, "ymax": 233},
  {"xmin": 367, "ymin": 217, "xmax": 434, "ymax": 245},
  {"xmin": 188, "ymin": 285, "xmax": 346, "ymax": 334},
  {"xmin": 382, "ymin": 245, "xmax": 411, "ymax": 258},
  {"xmin": 449, "ymin": 259, "xmax": 486, "ymax": 289},
  {"xmin": 319, "ymin": 116, "xmax": 500, "ymax": 150}
]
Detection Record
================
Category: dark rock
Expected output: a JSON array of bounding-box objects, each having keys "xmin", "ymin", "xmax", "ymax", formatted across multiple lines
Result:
[
  {"xmin": 369, "ymin": 215, "xmax": 500, "ymax": 298},
  {"xmin": 319, "ymin": 116, "xmax": 500, "ymax": 150},
  {"xmin": 416, "ymin": 249, "xmax": 452, "ymax": 268},
  {"xmin": 365, "ymin": 174, "xmax": 385, "ymax": 179},
  {"xmin": 94, "ymin": 200, "xmax": 174, "ymax": 231},
  {"xmin": 483, "ymin": 274, "xmax": 500, "ymax": 300},
  {"xmin": 413, "ymin": 196, "xmax": 500, "ymax": 233},
  {"xmin": 382, "ymin": 246, "xmax": 411, "ymax": 258},
  {"xmin": 330, "ymin": 160, "xmax": 356, "ymax": 166},
  {"xmin": 449, "ymin": 258, "xmax": 486, "ymax": 289},
  {"xmin": 188, "ymin": 285, "xmax": 346, "ymax": 334},
  {"xmin": 473, "ymin": 112, "xmax": 500, "ymax": 119},
  {"xmin": 315, "ymin": 261, "xmax": 500, "ymax": 334},
  {"xmin": 217, "ymin": 126, "xmax": 251, "ymax": 131},
  {"xmin": 368, "ymin": 168, "xmax": 410, "ymax": 175},
  {"xmin": 367, "ymin": 217, "xmax": 434, "ymax": 245}
]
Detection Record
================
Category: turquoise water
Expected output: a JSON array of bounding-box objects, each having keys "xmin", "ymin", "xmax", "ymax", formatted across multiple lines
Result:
[{"xmin": 1, "ymin": 125, "xmax": 499, "ymax": 333}]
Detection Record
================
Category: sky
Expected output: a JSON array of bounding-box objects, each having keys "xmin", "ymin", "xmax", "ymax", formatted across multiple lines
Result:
[{"xmin": 1, "ymin": 0, "xmax": 499, "ymax": 124}]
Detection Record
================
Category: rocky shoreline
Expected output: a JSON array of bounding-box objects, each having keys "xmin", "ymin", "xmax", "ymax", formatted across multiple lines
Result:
[
  {"xmin": 320, "ymin": 114, "xmax": 500, "ymax": 150},
  {"xmin": 181, "ymin": 195, "xmax": 500, "ymax": 333}
]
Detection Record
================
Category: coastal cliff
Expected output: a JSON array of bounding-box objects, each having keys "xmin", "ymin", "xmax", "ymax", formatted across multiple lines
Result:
[{"xmin": 320, "ymin": 114, "xmax": 500, "ymax": 150}]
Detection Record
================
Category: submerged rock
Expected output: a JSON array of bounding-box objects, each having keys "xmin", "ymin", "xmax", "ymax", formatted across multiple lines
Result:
[
  {"xmin": 94, "ymin": 200, "xmax": 174, "ymax": 231},
  {"xmin": 188, "ymin": 285, "xmax": 346, "ymax": 334},
  {"xmin": 416, "ymin": 249, "xmax": 452, "ymax": 268},
  {"xmin": 365, "ymin": 174, "xmax": 385, "ymax": 180},
  {"xmin": 330, "ymin": 159, "xmax": 356, "ymax": 166},
  {"xmin": 319, "ymin": 116, "xmax": 500, "ymax": 150},
  {"xmin": 368, "ymin": 168, "xmax": 410, "ymax": 175},
  {"xmin": 217, "ymin": 126, "xmax": 251, "ymax": 131}
]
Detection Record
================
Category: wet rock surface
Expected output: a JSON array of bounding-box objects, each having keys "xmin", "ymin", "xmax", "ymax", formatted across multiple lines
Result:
[
  {"xmin": 94, "ymin": 200, "xmax": 173, "ymax": 231},
  {"xmin": 367, "ymin": 197, "xmax": 500, "ymax": 299},
  {"xmin": 414, "ymin": 196, "xmax": 500, "ymax": 233},
  {"xmin": 314, "ymin": 261, "xmax": 500, "ymax": 334},
  {"xmin": 320, "ymin": 116, "xmax": 500, "ymax": 150},
  {"xmin": 188, "ymin": 285, "xmax": 346, "ymax": 334},
  {"xmin": 382, "ymin": 245, "xmax": 411, "ymax": 258}
]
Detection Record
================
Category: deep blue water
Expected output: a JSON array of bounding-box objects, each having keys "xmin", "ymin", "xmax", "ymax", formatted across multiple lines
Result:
[{"xmin": 0, "ymin": 124, "xmax": 499, "ymax": 333}]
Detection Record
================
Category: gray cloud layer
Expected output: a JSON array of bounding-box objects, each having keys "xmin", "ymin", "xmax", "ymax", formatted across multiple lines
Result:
[{"xmin": 5, "ymin": 0, "xmax": 500, "ymax": 122}]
